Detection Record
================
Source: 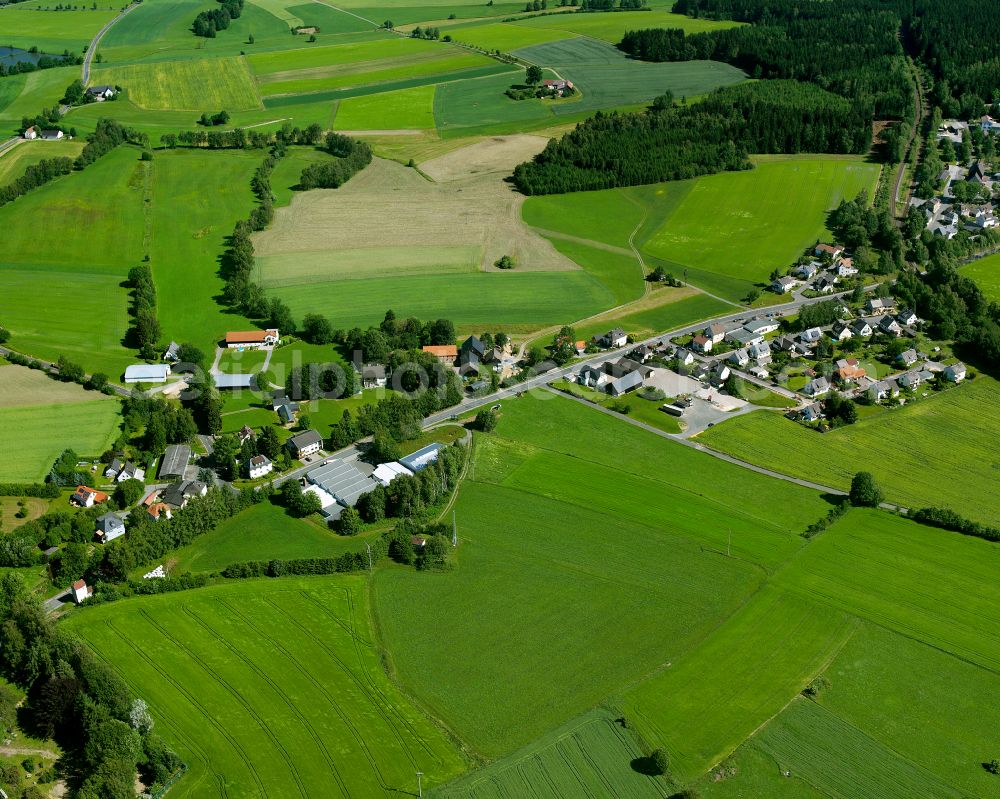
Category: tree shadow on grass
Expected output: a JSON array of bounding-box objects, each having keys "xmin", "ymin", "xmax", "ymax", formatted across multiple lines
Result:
[{"xmin": 630, "ymin": 755, "xmax": 661, "ymax": 776}]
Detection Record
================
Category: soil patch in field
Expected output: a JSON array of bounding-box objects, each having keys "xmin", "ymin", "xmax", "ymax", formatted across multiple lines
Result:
[{"xmin": 420, "ymin": 134, "xmax": 549, "ymax": 181}]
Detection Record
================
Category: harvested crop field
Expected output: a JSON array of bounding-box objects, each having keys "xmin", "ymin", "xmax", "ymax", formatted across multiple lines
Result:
[
  {"xmin": 420, "ymin": 134, "xmax": 548, "ymax": 181},
  {"xmin": 94, "ymin": 57, "xmax": 262, "ymax": 111},
  {"xmin": 254, "ymin": 156, "xmax": 576, "ymax": 273}
]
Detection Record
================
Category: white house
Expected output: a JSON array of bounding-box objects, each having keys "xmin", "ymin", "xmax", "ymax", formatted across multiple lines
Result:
[
  {"xmin": 598, "ymin": 327, "xmax": 628, "ymax": 349},
  {"xmin": 40, "ymin": 129, "xmax": 63, "ymax": 141},
  {"xmin": 748, "ymin": 340, "xmax": 772, "ymax": 364},
  {"xmin": 115, "ymin": 461, "xmax": 144, "ymax": 483},
  {"xmin": 85, "ymin": 85, "xmax": 116, "ymax": 101},
  {"xmin": 71, "ymin": 579, "xmax": 91, "ymax": 605},
  {"xmin": 690, "ymin": 334, "xmax": 713, "ymax": 354},
  {"xmin": 831, "ymin": 321, "xmax": 853, "ymax": 341},
  {"xmin": 803, "ymin": 376, "xmax": 830, "ymax": 397},
  {"xmin": 94, "ymin": 512, "xmax": 126, "ymax": 543},
  {"xmin": 800, "ymin": 327, "xmax": 823, "ymax": 343},
  {"xmin": 248, "ymin": 455, "xmax": 273, "ymax": 479},
  {"xmin": 675, "ymin": 348, "xmax": 694, "ymax": 367},
  {"xmin": 795, "ymin": 262, "xmax": 820, "ymax": 280},
  {"xmin": 897, "ymin": 308, "xmax": 919, "ymax": 327},
  {"xmin": 836, "ymin": 258, "xmax": 858, "ymax": 278},
  {"xmin": 728, "ymin": 348, "xmax": 750, "ymax": 368},
  {"xmin": 704, "ymin": 323, "xmax": 728, "ymax": 344},
  {"xmin": 22, "ymin": 126, "xmax": 38, "ymax": 140},
  {"xmin": 877, "ymin": 315, "xmax": 902, "ymax": 336},
  {"xmin": 944, "ymin": 362, "xmax": 967, "ymax": 383},
  {"xmin": 801, "ymin": 402, "xmax": 824, "ymax": 423},
  {"xmin": 287, "ymin": 429, "xmax": 322, "ymax": 459},
  {"xmin": 850, "ymin": 318, "xmax": 873, "ymax": 337}
]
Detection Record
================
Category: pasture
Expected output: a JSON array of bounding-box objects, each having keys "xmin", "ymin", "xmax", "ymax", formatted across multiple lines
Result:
[
  {"xmin": 167, "ymin": 501, "xmax": 369, "ymax": 574},
  {"xmin": 375, "ymin": 393, "xmax": 831, "ymax": 756},
  {"xmin": 0, "ymin": 146, "xmax": 143, "ymax": 376},
  {"xmin": 0, "ymin": 4, "xmax": 116, "ymax": 54},
  {"xmin": 961, "ymin": 251, "xmax": 1000, "ymax": 301},
  {"xmin": 431, "ymin": 710, "xmax": 665, "ymax": 798},
  {"xmin": 697, "ymin": 375, "xmax": 1000, "ymax": 526},
  {"xmin": 66, "ymin": 577, "xmax": 467, "ymax": 799},
  {"xmin": 512, "ymin": 8, "xmax": 743, "ymax": 43},
  {"xmin": 0, "ymin": 66, "xmax": 77, "ymax": 133},
  {"xmin": 0, "ymin": 366, "xmax": 119, "ymax": 482},
  {"xmin": 333, "ymin": 84, "xmax": 436, "ymax": 130},
  {"xmin": 0, "ymin": 139, "xmax": 83, "ymax": 185},
  {"xmin": 516, "ymin": 38, "xmax": 747, "ymax": 117},
  {"xmin": 643, "ymin": 157, "xmax": 881, "ymax": 301},
  {"xmin": 254, "ymin": 156, "xmax": 634, "ymax": 331},
  {"xmin": 445, "ymin": 21, "xmax": 576, "ymax": 53},
  {"xmin": 94, "ymin": 57, "xmax": 261, "ymax": 111},
  {"xmin": 622, "ymin": 586, "xmax": 856, "ymax": 783}
]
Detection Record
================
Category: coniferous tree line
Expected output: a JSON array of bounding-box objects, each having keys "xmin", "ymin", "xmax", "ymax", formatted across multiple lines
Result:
[
  {"xmin": 192, "ymin": 0, "xmax": 244, "ymax": 37},
  {"xmin": 513, "ymin": 80, "xmax": 868, "ymax": 194},
  {"xmin": 126, "ymin": 263, "xmax": 159, "ymax": 359}
]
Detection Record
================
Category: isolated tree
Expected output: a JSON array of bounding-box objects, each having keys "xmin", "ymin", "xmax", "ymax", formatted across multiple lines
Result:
[
  {"xmin": 650, "ymin": 748, "xmax": 669, "ymax": 775},
  {"xmin": 525, "ymin": 65, "xmax": 543, "ymax": 86},
  {"xmin": 475, "ymin": 408, "xmax": 497, "ymax": 432},
  {"xmin": 849, "ymin": 471, "xmax": 883, "ymax": 507},
  {"xmin": 337, "ymin": 506, "xmax": 362, "ymax": 535}
]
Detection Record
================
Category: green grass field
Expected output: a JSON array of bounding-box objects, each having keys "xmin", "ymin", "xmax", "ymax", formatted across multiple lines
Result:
[
  {"xmin": 375, "ymin": 394, "xmax": 831, "ymax": 756},
  {"xmin": 150, "ymin": 149, "xmax": 259, "ymax": 357},
  {"xmin": 445, "ymin": 21, "xmax": 576, "ymax": 52},
  {"xmin": 512, "ymin": 8, "xmax": 742, "ymax": 43},
  {"xmin": 167, "ymin": 501, "xmax": 369, "ymax": 574},
  {"xmin": 431, "ymin": 710, "xmax": 666, "ymax": 798},
  {"xmin": 523, "ymin": 186, "xmax": 646, "ymax": 249},
  {"xmin": 67, "ymin": 577, "xmax": 467, "ymax": 799},
  {"xmin": 0, "ymin": 139, "xmax": 84, "ymax": 185},
  {"xmin": 643, "ymin": 157, "xmax": 881, "ymax": 301},
  {"xmin": 0, "ymin": 4, "xmax": 117, "ymax": 53},
  {"xmin": 0, "ymin": 146, "xmax": 144, "ymax": 376},
  {"xmin": 333, "ymin": 84, "xmax": 436, "ymax": 129},
  {"xmin": 961, "ymin": 251, "xmax": 1000, "ymax": 301},
  {"xmin": 94, "ymin": 57, "xmax": 262, "ymax": 111},
  {"xmin": 697, "ymin": 375, "xmax": 1000, "ymax": 526},
  {"xmin": 0, "ymin": 66, "xmax": 77, "ymax": 134},
  {"xmin": 0, "ymin": 366, "xmax": 120, "ymax": 482}
]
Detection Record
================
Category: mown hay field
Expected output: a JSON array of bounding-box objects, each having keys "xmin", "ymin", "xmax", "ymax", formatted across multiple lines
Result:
[
  {"xmin": 697, "ymin": 375, "xmax": 1000, "ymax": 526},
  {"xmin": 0, "ymin": 2, "xmax": 117, "ymax": 53},
  {"xmin": 0, "ymin": 366, "xmax": 120, "ymax": 482},
  {"xmin": 67, "ymin": 577, "xmax": 467, "ymax": 799},
  {"xmin": 374, "ymin": 394, "xmax": 831, "ymax": 756},
  {"xmin": 94, "ymin": 57, "xmax": 262, "ymax": 111},
  {"xmin": 643, "ymin": 156, "xmax": 881, "ymax": 301}
]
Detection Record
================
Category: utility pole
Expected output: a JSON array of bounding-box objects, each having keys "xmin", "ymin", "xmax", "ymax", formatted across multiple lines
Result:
[
  {"xmin": 452, "ymin": 508, "xmax": 457, "ymax": 547},
  {"xmin": 416, "ymin": 771, "xmax": 423, "ymax": 798},
  {"xmin": 365, "ymin": 542, "xmax": 373, "ymax": 572}
]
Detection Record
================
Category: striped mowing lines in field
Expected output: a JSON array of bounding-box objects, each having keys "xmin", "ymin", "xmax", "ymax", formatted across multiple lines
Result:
[
  {"xmin": 622, "ymin": 586, "xmax": 859, "ymax": 784},
  {"xmin": 248, "ymin": 0, "xmax": 305, "ymax": 28},
  {"xmin": 93, "ymin": 58, "xmax": 262, "ymax": 111},
  {"xmin": 754, "ymin": 699, "xmax": 964, "ymax": 799},
  {"xmin": 67, "ymin": 579, "xmax": 465, "ymax": 798}
]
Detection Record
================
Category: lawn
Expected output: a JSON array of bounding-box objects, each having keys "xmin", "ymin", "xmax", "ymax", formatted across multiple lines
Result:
[
  {"xmin": 697, "ymin": 375, "xmax": 1000, "ymax": 526},
  {"xmin": 0, "ymin": 366, "xmax": 120, "ymax": 482},
  {"xmin": 0, "ymin": 146, "xmax": 145, "ymax": 376},
  {"xmin": 0, "ymin": 140, "xmax": 83, "ymax": 185},
  {"xmin": 149, "ymin": 149, "xmax": 259, "ymax": 357},
  {"xmin": 374, "ymin": 394, "xmax": 832, "ymax": 756},
  {"xmin": 643, "ymin": 157, "xmax": 881, "ymax": 302},
  {"xmin": 66, "ymin": 577, "xmax": 467, "ymax": 799},
  {"xmin": 0, "ymin": 65, "xmax": 78, "ymax": 135},
  {"xmin": 167, "ymin": 501, "xmax": 369, "ymax": 574},
  {"xmin": 94, "ymin": 57, "xmax": 262, "ymax": 111},
  {"xmin": 961, "ymin": 251, "xmax": 1000, "ymax": 301},
  {"xmin": 333, "ymin": 84, "xmax": 436, "ymax": 129},
  {"xmin": 431, "ymin": 710, "xmax": 666, "ymax": 798},
  {"xmin": 523, "ymin": 185, "xmax": 646, "ymax": 249},
  {"xmin": 0, "ymin": 4, "xmax": 117, "ymax": 53},
  {"xmin": 621, "ymin": 585, "xmax": 857, "ymax": 783}
]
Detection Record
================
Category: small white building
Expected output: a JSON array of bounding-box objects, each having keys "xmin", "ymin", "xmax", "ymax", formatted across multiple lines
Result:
[
  {"xmin": 248, "ymin": 455, "xmax": 273, "ymax": 479},
  {"xmin": 124, "ymin": 364, "xmax": 171, "ymax": 384},
  {"xmin": 22, "ymin": 125, "xmax": 38, "ymax": 140},
  {"xmin": 71, "ymin": 579, "xmax": 91, "ymax": 605},
  {"xmin": 800, "ymin": 327, "xmax": 823, "ymax": 343},
  {"xmin": 944, "ymin": 362, "xmax": 967, "ymax": 383},
  {"xmin": 372, "ymin": 462, "xmax": 414, "ymax": 487}
]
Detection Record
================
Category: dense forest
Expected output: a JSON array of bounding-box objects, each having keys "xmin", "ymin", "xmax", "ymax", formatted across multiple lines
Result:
[{"xmin": 512, "ymin": 80, "xmax": 868, "ymax": 194}]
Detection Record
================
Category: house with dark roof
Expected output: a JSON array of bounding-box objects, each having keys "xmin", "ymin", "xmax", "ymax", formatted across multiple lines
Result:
[
  {"xmin": 238, "ymin": 425, "xmax": 255, "ymax": 445},
  {"xmin": 95, "ymin": 512, "xmax": 126, "ymax": 543},
  {"xmin": 802, "ymin": 376, "xmax": 831, "ymax": 397},
  {"xmin": 460, "ymin": 336, "xmax": 486, "ymax": 363},
  {"xmin": 287, "ymin": 429, "xmax": 323, "ymax": 459},
  {"xmin": 896, "ymin": 348, "xmax": 919, "ymax": 367},
  {"xmin": 116, "ymin": 461, "xmax": 144, "ymax": 483},
  {"xmin": 248, "ymin": 455, "xmax": 273, "ymax": 479},
  {"xmin": 598, "ymin": 328, "xmax": 627, "ymax": 349},
  {"xmin": 159, "ymin": 445, "xmax": 191, "ymax": 479},
  {"xmin": 164, "ymin": 341, "xmax": 180, "ymax": 362},
  {"xmin": 86, "ymin": 85, "xmax": 115, "ymax": 100},
  {"xmin": 800, "ymin": 402, "xmax": 824, "ymax": 423},
  {"xmin": 360, "ymin": 364, "xmax": 386, "ymax": 389},
  {"xmin": 607, "ymin": 370, "xmax": 644, "ymax": 397},
  {"xmin": 162, "ymin": 480, "xmax": 208, "ymax": 509},
  {"xmin": 277, "ymin": 402, "xmax": 300, "ymax": 424}
]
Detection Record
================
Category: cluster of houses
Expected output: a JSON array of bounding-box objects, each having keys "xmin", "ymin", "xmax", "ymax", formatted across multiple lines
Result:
[
  {"xmin": 141, "ymin": 478, "xmax": 209, "ymax": 522},
  {"xmin": 910, "ymin": 158, "xmax": 999, "ymax": 239},
  {"xmin": 22, "ymin": 127, "xmax": 65, "ymax": 141},
  {"xmin": 300, "ymin": 443, "xmax": 445, "ymax": 521},
  {"xmin": 771, "ymin": 244, "xmax": 859, "ymax": 296}
]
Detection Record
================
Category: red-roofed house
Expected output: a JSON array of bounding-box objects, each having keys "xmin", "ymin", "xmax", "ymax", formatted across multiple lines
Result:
[
  {"xmin": 225, "ymin": 328, "xmax": 279, "ymax": 349},
  {"xmin": 422, "ymin": 345, "xmax": 458, "ymax": 365},
  {"xmin": 71, "ymin": 486, "xmax": 109, "ymax": 508},
  {"xmin": 71, "ymin": 579, "xmax": 91, "ymax": 605},
  {"xmin": 691, "ymin": 334, "xmax": 713, "ymax": 354}
]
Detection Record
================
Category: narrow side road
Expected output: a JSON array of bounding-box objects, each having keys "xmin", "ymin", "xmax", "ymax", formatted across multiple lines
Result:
[{"xmin": 81, "ymin": 2, "xmax": 141, "ymax": 84}]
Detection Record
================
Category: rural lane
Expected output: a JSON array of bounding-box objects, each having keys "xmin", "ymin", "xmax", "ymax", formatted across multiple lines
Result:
[{"xmin": 81, "ymin": 1, "xmax": 141, "ymax": 84}]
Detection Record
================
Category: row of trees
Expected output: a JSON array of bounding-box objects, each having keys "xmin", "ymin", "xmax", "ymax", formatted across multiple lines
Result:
[
  {"xmin": 0, "ymin": 50, "xmax": 79, "ymax": 78},
  {"xmin": 192, "ymin": 0, "xmax": 243, "ymax": 37},
  {"xmin": 0, "ymin": 156, "xmax": 72, "ymax": 208},
  {"xmin": 513, "ymin": 80, "xmax": 869, "ymax": 194},
  {"xmin": 0, "ymin": 573, "xmax": 183, "ymax": 798},
  {"xmin": 164, "ymin": 122, "xmax": 323, "ymax": 150},
  {"xmin": 74, "ymin": 118, "xmax": 142, "ymax": 169},
  {"xmin": 298, "ymin": 132, "xmax": 372, "ymax": 189},
  {"xmin": 126, "ymin": 263, "xmax": 159, "ymax": 359}
]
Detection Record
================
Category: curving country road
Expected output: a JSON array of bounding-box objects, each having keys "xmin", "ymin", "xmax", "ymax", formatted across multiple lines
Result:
[{"xmin": 81, "ymin": 1, "xmax": 141, "ymax": 84}]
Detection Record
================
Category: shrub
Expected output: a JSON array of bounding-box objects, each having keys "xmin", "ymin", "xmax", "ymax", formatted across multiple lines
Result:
[{"xmin": 849, "ymin": 471, "xmax": 883, "ymax": 507}]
